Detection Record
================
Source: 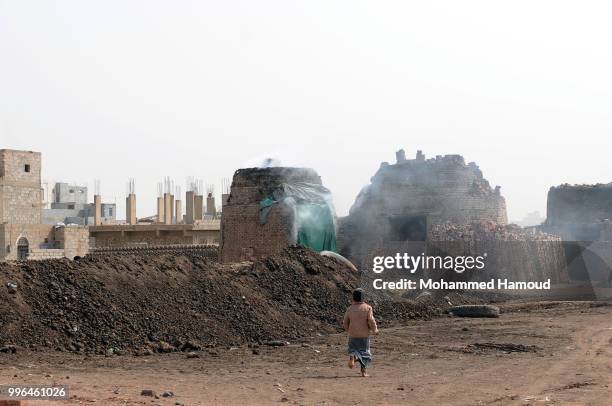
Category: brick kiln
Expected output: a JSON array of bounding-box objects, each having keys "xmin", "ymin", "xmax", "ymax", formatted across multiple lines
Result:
[
  {"xmin": 542, "ymin": 183, "xmax": 612, "ymax": 241},
  {"xmin": 220, "ymin": 167, "xmax": 336, "ymax": 263},
  {"xmin": 539, "ymin": 183, "xmax": 612, "ymax": 282},
  {"xmin": 338, "ymin": 149, "xmax": 568, "ymax": 283},
  {"xmin": 338, "ymin": 149, "xmax": 507, "ymax": 263}
]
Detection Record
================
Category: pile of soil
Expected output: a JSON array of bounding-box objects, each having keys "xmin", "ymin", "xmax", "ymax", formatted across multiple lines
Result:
[{"xmin": 1, "ymin": 246, "xmax": 475, "ymax": 354}]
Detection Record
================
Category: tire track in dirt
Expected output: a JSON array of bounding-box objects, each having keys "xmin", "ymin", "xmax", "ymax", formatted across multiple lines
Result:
[{"xmin": 518, "ymin": 310, "xmax": 612, "ymax": 403}]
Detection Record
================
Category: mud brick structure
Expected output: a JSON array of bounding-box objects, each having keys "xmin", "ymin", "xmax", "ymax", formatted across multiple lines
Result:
[
  {"xmin": 542, "ymin": 183, "xmax": 612, "ymax": 241},
  {"xmin": 339, "ymin": 149, "xmax": 567, "ymax": 283},
  {"xmin": 349, "ymin": 149, "xmax": 507, "ymax": 227},
  {"xmin": 220, "ymin": 167, "xmax": 323, "ymax": 263},
  {"xmin": 339, "ymin": 150, "xmax": 507, "ymax": 266},
  {"xmin": 427, "ymin": 222, "xmax": 568, "ymax": 283},
  {"xmin": 538, "ymin": 183, "xmax": 612, "ymax": 282}
]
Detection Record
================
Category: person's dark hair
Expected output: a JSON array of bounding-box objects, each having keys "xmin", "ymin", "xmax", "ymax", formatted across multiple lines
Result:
[{"xmin": 352, "ymin": 288, "xmax": 364, "ymax": 302}]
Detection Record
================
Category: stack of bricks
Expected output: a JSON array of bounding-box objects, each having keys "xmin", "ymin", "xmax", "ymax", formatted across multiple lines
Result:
[{"xmin": 220, "ymin": 167, "xmax": 322, "ymax": 263}]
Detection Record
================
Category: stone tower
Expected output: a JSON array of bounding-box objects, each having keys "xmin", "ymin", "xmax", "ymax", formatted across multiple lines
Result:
[{"xmin": 0, "ymin": 149, "xmax": 43, "ymax": 224}]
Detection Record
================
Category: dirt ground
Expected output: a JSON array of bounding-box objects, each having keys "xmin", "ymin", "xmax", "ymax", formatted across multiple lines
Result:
[{"xmin": 1, "ymin": 300, "xmax": 610, "ymax": 405}]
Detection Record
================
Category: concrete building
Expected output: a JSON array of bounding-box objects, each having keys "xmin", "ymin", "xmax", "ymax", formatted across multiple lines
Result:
[
  {"xmin": 89, "ymin": 220, "xmax": 220, "ymax": 247},
  {"xmin": 41, "ymin": 182, "xmax": 116, "ymax": 225},
  {"xmin": 0, "ymin": 149, "xmax": 89, "ymax": 261}
]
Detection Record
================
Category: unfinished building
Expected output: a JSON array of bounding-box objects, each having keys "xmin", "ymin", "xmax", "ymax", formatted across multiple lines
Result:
[
  {"xmin": 339, "ymin": 149, "xmax": 567, "ymax": 283},
  {"xmin": 88, "ymin": 221, "xmax": 220, "ymax": 248},
  {"xmin": 220, "ymin": 167, "xmax": 336, "ymax": 262},
  {"xmin": 88, "ymin": 178, "xmax": 220, "ymax": 249},
  {"xmin": 0, "ymin": 149, "xmax": 89, "ymax": 261}
]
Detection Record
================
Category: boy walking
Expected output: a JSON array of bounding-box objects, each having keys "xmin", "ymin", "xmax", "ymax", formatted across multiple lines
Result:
[{"xmin": 342, "ymin": 288, "xmax": 378, "ymax": 377}]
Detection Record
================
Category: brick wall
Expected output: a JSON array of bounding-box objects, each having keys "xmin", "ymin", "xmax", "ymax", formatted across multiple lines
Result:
[
  {"xmin": 0, "ymin": 224, "xmax": 91, "ymax": 261},
  {"xmin": 546, "ymin": 184, "xmax": 612, "ymax": 225},
  {"xmin": 220, "ymin": 167, "xmax": 321, "ymax": 263},
  {"xmin": 542, "ymin": 184, "xmax": 612, "ymax": 241},
  {"xmin": 0, "ymin": 223, "xmax": 55, "ymax": 261},
  {"xmin": 55, "ymin": 226, "xmax": 90, "ymax": 258},
  {"xmin": 28, "ymin": 248, "xmax": 66, "ymax": 260}
]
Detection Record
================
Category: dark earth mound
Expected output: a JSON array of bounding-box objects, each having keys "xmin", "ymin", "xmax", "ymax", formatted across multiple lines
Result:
[{"xmin": 1, "ymin": 246, "xmax": 480, "ymax": 355}]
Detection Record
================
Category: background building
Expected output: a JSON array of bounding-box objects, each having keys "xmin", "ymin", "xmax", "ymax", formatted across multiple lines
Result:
[
  {"xmin": 42, "ymin": 182, "xmax": 116, "ymax": 225},
  {"xmin": 0, "ymin": 149, "xmax": 89, "ymax": 261}
]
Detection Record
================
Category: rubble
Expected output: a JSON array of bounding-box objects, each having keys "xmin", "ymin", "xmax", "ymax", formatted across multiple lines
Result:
[
  {"xmin": 429, "ymin": 221, "xmax": 561, "ymax": 242},
  {"xmin": 0, "ymin": 247, "xmax": 477, "ymax": 354}
]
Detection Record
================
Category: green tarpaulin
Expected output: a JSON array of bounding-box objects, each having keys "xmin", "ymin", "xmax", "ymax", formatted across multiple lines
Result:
[{"xmin": 259, "ymin": 182, "xmax": 336, "ymax": 252}]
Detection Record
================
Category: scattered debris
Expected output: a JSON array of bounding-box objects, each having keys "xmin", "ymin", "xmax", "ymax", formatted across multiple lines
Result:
[
  {"xmin": 140, "ymin": 389, "xmax": 156, "ymax": 397},
  {"xmin": 449, "ymin": 305, "xmax": 500, "ymax": 318},
  {"xmin": 265, "ymin": 341, "xmax": 289, "ymax": 347},
  {"xmin": 463, "ymin": 343, "xmax": 539, "ymax": 354},
  {"xmin": 0, "ymin": 345, "xmax": 17, "ymax": 354},
  {"xmin": 555, "ymin": 381, "xmax": 595, "ymax": 391}
]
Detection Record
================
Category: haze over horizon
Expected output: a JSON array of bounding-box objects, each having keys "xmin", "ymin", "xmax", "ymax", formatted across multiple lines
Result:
[{"xmin": 2, "ymin": 1, "xmax": 611, "ymax": 221}]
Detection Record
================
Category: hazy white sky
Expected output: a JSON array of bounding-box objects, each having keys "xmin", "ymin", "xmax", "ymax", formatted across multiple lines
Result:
[{"xmin": 1, "ymin": 1, "xmax": 610, "ymax": 221}]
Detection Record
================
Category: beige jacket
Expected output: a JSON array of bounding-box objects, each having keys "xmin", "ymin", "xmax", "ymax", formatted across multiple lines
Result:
[{"xmin": 343, "ymin": 302, "xmax": 378, "ymax": 338}]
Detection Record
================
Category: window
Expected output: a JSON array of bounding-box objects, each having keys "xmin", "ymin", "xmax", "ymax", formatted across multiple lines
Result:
[
  {"xmin": 24, "ymin": 164, "xmax": 30, "ymax": 173},
  {"xmin": 68, "ymin": 204, "xmax": 75, "ymax": 210},
  {"xmin": 69, "ymin": 189, "xmax": 74, "ymax": 193},
  {"xmin": 109, "ymin": 208, "xmax": 113, "ymax": 216}
]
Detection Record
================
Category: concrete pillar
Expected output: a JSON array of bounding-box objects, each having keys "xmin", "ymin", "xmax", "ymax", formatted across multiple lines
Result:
[
  {"xmin": 126, "ymin": 193, "xmax": 137, "ymax": 225},
  {"xmin": 94, "ymin": 195, "xmax": 102, "ymax": 225},
  {"xmin": 185, "ymin": 191, "xmax": 195, "ymax": 224},
  {"xmin": 175, "ymin": 200, "xmax": 182, "ymax": 224},
  {"xmin": 206, "ymin": 194, "xmax": 216, "ymax": 217},
  {"xmin": 157, "ymin": 197, "xmax": 165, "ymax": 224},
  {"xmin": 164, "ymin": 193, "xmax": 174, "ymax": 225},
  {"xmin": 194, "ymin": 195, "xmax": 204, "ymax": 221}
]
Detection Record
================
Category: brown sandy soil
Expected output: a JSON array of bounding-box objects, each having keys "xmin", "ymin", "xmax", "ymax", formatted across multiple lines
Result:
[{"xmin": 1, "ymin": 301, "xmax": 610, "ymax": 406}]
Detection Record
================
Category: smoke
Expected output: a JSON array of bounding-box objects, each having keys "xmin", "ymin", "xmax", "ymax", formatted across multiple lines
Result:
[
  {"xmin": 241, "ymin": 149, "xmax": 307, "ymax": 169},
  {"xmin": 260, "ymin": 157, "xmax": 282, "ymax": 168}
]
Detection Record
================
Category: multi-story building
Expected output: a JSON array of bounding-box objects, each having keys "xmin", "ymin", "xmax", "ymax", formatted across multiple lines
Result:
[{"xmin": 42, "ymin": 182, "xmax": 116, "ymax": 225}]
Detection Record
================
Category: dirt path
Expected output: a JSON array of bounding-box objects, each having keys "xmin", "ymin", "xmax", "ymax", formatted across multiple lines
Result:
[{"xmin": 1, "ymin": 301, "xmax": 610, "ymax": 405}]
